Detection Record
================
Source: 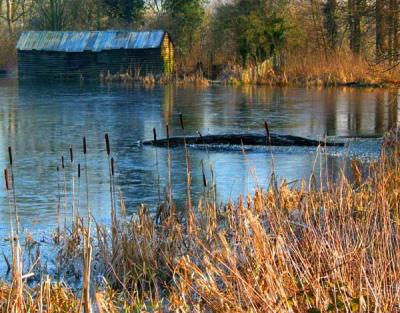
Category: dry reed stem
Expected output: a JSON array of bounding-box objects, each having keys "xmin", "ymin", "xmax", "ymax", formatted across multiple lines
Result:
[{"xmin": 0, "ymin": 129, "xmax": 398, "ymax": 312}]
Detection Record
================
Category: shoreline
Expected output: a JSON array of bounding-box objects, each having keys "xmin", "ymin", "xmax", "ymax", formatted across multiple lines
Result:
[{"xmin": 3, "ymin": 64, "xmax": 399, "ymax": 89}]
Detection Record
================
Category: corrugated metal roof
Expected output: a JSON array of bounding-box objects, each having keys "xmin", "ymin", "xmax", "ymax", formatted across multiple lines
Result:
[{"xmin": 16, "ymin": 30, "xmax": 167, "ymax": 52}]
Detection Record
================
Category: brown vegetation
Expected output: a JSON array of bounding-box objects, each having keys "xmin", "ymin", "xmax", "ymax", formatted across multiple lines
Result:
[
  {"xmin": 98, "ymin": 52, "xmax": 399, "ymax": 87},
  {"xmin": 217, "ymin": 53, "xmax": 400, "ymax": 87},
  {"xmin": 0, "ymin": 279, "xmax": 79, "ymax": 312},
  {"xmin": 0, "ymin": 126, "xmax": 399, "ymax": 312},
  {"xmin": 284, "ymin": 52, "xmax": 400, "ymax": 87}
]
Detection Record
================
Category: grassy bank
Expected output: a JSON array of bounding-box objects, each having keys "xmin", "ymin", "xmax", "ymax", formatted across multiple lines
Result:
[
  {"xmin": 216, "ymin": 53, "xmax": 400, "ymax": 87},
  {"xmin": 0, "ymin": 127, "xmax": 399, "ymax": 312},
  {"xmin": 3, "ymin": 41, "xmax": 398, "ymax": 88},
  {"xmin": 99, "ymin": 53, "xmax": 399, "ymax": 88}
]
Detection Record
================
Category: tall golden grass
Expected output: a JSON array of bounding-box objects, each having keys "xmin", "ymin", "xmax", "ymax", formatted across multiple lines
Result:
[
  {"xmin": 284, "ymin": 52, "xmax": 399, "ymax": 87},
  {"xmin": 0, "ymin": 128, "xmax": 399, "ymax": 312},
  {"xmin": 216, "ymin": 52, "xmax": 400, "ymax": 87}
]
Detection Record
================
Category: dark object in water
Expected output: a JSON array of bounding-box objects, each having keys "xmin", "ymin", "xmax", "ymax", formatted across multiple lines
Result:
[{"xmin": 142, "ymin": 133, "xmax": 344, "ymax": 147}]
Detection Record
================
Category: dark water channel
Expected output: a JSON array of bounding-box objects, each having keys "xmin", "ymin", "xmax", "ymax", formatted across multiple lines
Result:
[{"xmin": 0, "ymin": 78, "xmax": 398, "ymax": 251}]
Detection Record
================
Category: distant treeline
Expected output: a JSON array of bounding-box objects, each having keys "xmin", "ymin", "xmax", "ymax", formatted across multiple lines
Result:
[{"xmin": 0, "ymin": 0, "xmax": 399, "ymax": 83}]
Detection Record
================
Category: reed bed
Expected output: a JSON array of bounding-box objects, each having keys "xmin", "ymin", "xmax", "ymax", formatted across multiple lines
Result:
[
  {"xmin": 217, "ymin": 52, "xmax": 400, "ymax": 87},
  {"xmin": 94, "ymin": 51, "xmax": 400, "ymax": 88},
  {"xmin": 0, "ymin": 126, "xmax": 399, "ymax": 312},
  {"xmin": 283, "ymin": 52, "xmax": 398, "ymax": 87},
  {"xmin": 0, "ymin": 279, "xmax": 80, "ymax": 312},
  {"xmin": 99, "ymin": 69, "xmax": 211, "ymax": 87}
]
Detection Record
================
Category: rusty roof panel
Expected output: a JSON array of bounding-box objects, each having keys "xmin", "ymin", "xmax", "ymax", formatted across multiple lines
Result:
[{"xmin": 16, "ymin": 30, "xmax": 167, "ymax": 52}]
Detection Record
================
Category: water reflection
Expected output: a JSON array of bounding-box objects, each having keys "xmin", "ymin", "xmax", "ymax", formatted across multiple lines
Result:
[
  {"xmin": 0, "ymin": 79, "xmax": 398, "ymax": 238},
  {"xmin": 236, "ymin": 86, "xmax": 399, "ymax": 136}
]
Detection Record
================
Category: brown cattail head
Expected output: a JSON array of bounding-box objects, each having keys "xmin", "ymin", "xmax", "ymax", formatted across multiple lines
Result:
[
  {"xmin": 8, "ymin": 147, "xmax": 12, "ymax": 166},
  {"xmin": 4, "ymin": 169, "xmax": 9, "ymax": 191},
  {"xmin": 105, "ymin": 133, "xmax": 111, "ymax": 156},
  {"xmin": 78, "ymin": 164, "xmax": 81, "ymax": 178},
  {"xmin": 61, "ymin": 156, "xmax": 65, "ymax": 169},
  {"xmin": 70, "ymin": 147, "xmax": 73, "ymax": 163},
  {"xmin": 111, "ymin": 158, "xmax": 115, "ymax": 176},
  {"xmin": 201, "ymin": 160, "xmax": 207, "ymax": 187},
  {"xmin": 57, "ymin": 166, "xmax": 59, "ymax": 173},
  {"xmin": 83, "ymin": 137, "xmax": 87, "ymax": 155},
  {"xmin": 166, "ymin": 124, "xmax": 170, "ymax": 141},
  {"xmin": 264, "ymin": 120, "xmax": 270, "ymax": 141},
  {"xmin": 153, "ymin": 128, "xmax": 157, "ymax": 144},
  {"xmin": 179, "ymin": 113, "xmax": 184, "ymax": 130}
]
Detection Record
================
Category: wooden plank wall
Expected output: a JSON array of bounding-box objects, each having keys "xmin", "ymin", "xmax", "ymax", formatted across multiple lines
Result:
[{"xmin": 17, "ymin": 48, "xmax": 165, "ymax": 80}]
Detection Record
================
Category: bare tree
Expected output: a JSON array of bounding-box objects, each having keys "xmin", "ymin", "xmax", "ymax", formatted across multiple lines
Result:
[
  {"xmin": 348, "ymin": 0, "xmax": 365, "ymax": 55},
  {"xmin": 376, "ymin": 0, "xmax": 386, "ymax": 60},
  {"xmin": 146, "ymin": 0, "xmax": 166, "ymax": 15},
  {"xmin": 31, "ymin": 0, "xmax": 68, "ymax": 30},
  {"xmin": 323, "ymin": 0, "xmax": 339, "ymax": 50},
  {"xmin": 387, "ymin": 0, "xmax": 399, "ymax": 62},
  {"xmin": 0, "ymin": 0, "xmax": 29, "ymax": 35}
]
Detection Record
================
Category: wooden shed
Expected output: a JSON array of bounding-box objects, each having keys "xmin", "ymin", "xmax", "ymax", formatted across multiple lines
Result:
[{"xmin": 16, "ymin": 30, "xmax": 174, "ymax": 80}]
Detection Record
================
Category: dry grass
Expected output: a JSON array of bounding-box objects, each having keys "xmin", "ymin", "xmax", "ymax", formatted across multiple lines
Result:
[
  {"xmin": 166, "ymin": 130, "xmax": 399, "ymax": 312},
  {"xmin": 99, "ymin": 69, "xmax": 210, "ymax": 87},
  {"xmin": 218, "ymin": 52, "xmax": 400, "ymax": 87},
  {"xmin": 0, "ymin": 128, "xmax": 399, "ymax": 312},
  {"xmin": 0, "ymin": 278, "xmax": 79, "ymax": 312},
  {"xmin": 175, "ymin": 74, "xmax": 210, "ymax": 87},
  {"xmin": 284, "ymin": 52, "xmax": 399, "ymax": 87}
]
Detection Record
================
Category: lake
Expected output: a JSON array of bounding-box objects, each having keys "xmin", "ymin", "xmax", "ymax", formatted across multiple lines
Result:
[{"xmin": 0, "ymin": 78, "xmax": 398, "ymax": 243}]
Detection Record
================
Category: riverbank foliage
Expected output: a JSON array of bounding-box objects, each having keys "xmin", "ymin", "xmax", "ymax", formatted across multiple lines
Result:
[
  {"xmin": 0, "ymin": 127, "xmax": 399, "ymax": 312},
  {"xmin": 0, "ymin": 0, "xmax": 399, "ymax": 86}
]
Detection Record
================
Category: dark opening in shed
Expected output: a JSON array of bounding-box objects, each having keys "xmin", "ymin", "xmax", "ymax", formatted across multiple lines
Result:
[{"xmin": 16, "ymin": 30, "xmax": 174, "ymax": 80}]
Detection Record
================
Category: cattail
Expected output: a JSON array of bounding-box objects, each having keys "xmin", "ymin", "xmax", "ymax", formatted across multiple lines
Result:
[
  {"xmin": 166, "ymin": 122, "xmax": 173, "ymax": 214},
  {"xmin": 57, "ymin": 166, "xmax": 59, "ymax": 173},
  {"xmin": 78, "ymin": 164, "xmax": 81, "ymax": 179},
  {"xmin": 83, "ymin": 137, "xmax": 87, "ymax": 155},
  {"xmin": 153, "ymin": 128, "xmax": 157, "ymax": 144},
  {"xmin": 111, "ymin": 158, "xmax": 115, "ymax": 176},
  {"xmin": 201, "ymin": 160, "xmax": 207, "ymax": 187},
  {"xmin": 70, "ymin": 147, "xmax": 73, "ymax": 163},
  {"xmin": 105, "ymin": 133, "xmax": 111, "ymax": 156},
  {"xmin": 179, "ymin": 113, "xmax": 185, "ymax": 130},
  {"xmin": 8, "ymin": 147, "xmax": 12, "ymax": 166},
  {"xmin": 166, "ymin": 124, "xmax": 170, "ymax": 141},
  {"xmin": 4, "ymin": 169, "xmax": 9, "ymax": 191},
  {"xmin": 153, "ymin": 127, "xmax": 161, "ymax": 208},
  {"xmin": 61, "ymin": 156, "xmax": 65, "ymax": 169},
  {"xmin": 264, "ymin": 120, "xmax": 270, "ymax": 141}
]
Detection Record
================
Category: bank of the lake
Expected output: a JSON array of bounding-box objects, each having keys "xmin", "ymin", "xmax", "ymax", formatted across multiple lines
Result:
[{"xmin": 0, "ymin": 128, "xmax": 399, "ymax": 312}]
